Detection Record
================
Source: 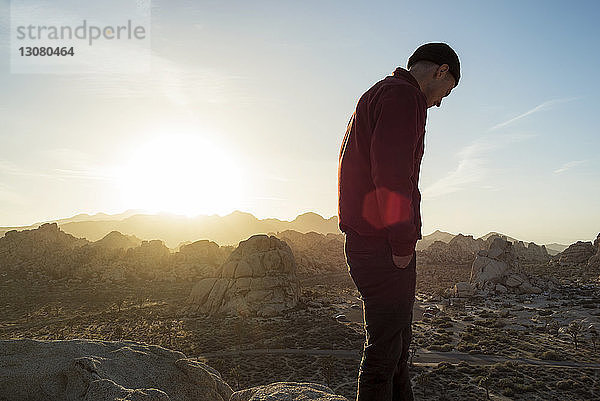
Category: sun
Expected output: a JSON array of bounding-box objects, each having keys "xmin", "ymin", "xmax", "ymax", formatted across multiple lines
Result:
[{"xmin": 117, "ymin": 134, "xmax": 245, "ymax": 217}]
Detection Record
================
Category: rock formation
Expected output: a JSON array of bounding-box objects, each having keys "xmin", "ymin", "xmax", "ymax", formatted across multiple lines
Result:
[
  {"xmin": 275, "ymin": 230, "xmax": 346, "ymax": 275},
  {"xmin": 187, "ymin": 234, "xmax": 300, "ymax": 317},
  {"xmin": 420, "ymin": 234, "xmax": 486, "ymax": 265},
  {"xmin": 588, "ymin": 233, "xmax": 600, "ymax": 268},
  {"xmin": 0, "ymin": 224, "xmax": 229, "ymax": 285},
  {"xmin": 469, "ymin": 237, "xmax": 543, "ymax": 295},
  {"xmin": 169, "ymin": 239, "xmax": 231, "ymax": 279},
  {"xmin": 0, "ymin": 339, "xmax": 233, "ymax": 401},
  {"xmin": 0, "ymin": 223, "xmax": 89, "ymax": 280},
  {"xmin": 512, "ymin": 240, "xmax": 550, "ymax": 264},
  {"xmin": 556, "ymin": 240, "xmax": 596, "ymax": 266}
]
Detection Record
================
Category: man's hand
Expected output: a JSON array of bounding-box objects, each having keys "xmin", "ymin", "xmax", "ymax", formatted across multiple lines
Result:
[{"xmin": 392, "ymin": 254, "xmax": 412, "ymax": 269}]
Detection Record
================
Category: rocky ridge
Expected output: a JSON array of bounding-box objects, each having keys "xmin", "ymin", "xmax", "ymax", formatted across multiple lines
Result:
[{"xmin": 0, "ymin": 223, "xmax": 230, "ymax": 285}]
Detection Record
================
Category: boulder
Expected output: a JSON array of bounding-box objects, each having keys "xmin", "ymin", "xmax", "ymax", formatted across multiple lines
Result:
[
  {"xmin": 470, "ymin": 257, "xmax": 510, "ymax": 286},
  {"xmin": 0, "ymin": 339, "xmax": 233, "ymax": 401},
  {"xmin": 230, "ymin": 382, "xmax": 347, "ymax": 401},
  {"xmin": 495, "ymin": 284, "xmax": 508, "ymax": 294},
  {"xmin": 470, "ymin": 237, "xmax": 518, "ymax": 288},
  {"xmin": 453, "ymin": 282, "xmax": 475, "ymax": 298},
  {"xmin": 187, "ymin": 235, "xmax": 300, "ymax": 317},
  {"xmin": 505, "ymin": 275, "xmax": 524, "ymax": 288}
]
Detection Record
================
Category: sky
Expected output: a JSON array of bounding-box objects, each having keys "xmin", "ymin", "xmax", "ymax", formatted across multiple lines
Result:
[{"xmin": 0, "ymin": 0, "xmax": 599, "ymax": 245}]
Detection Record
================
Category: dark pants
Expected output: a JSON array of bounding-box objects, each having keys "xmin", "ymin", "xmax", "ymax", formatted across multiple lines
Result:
[{"xmin": 344, "ymin": 229, "xmax": 416, "ymax": 401}]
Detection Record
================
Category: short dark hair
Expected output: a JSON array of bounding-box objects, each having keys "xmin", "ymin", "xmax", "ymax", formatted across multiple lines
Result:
[{"xmin": 408, "ymin": 43, "xmax": 460, "ymax": 85}]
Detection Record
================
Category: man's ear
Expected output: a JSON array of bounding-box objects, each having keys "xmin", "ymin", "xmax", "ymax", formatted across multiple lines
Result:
[{"xmin": 436, "ymin": 64, "xmax": 450, "ymax": 79}]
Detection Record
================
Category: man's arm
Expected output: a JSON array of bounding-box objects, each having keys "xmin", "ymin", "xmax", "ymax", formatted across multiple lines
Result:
[{"xmin": 369, "ymin": 90, "xmax": 421, "ymax": 259}]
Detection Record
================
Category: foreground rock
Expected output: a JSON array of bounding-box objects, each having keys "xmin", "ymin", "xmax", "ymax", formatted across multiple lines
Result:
[
  {"xmin": 230, "ymin": 382, "xmax": 347, "ymax": 401},
  {"xmin": 0, "ymin": 339, "xmax": 233, "ymax": 401},
  {"xmin": 187, "ymin": 234, "xmax": 300, "ymax": 317}
]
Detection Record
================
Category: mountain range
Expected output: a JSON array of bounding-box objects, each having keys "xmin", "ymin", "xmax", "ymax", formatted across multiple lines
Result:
[{"xmin": 0, "ymin": 210, "xmax": 567, "ymax": 252}]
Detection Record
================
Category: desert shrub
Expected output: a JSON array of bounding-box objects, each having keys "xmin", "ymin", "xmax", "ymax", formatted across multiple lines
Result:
[
  {"xmin": 498, "ymin": 310, "xmax": 511, "ymax": 318},
  {"xmin": 556, "ymin": 379, "xmax": 575, "ymax": 390},
  {"xmin": 434, "ymin": 361, "xmax": 455, "ymax": 372},
  {"xmin": 429, "ymin": 343, "xmax": 454, "ymax": 352},
  {"xmin": 501, "ymin": 387, "xmax": 514, "ymax": 397},
  {"xmin": 456, "ymin": 342, "xmax": 477, "ymax": 352},
  {"xmin": 539, "ymin": 350, "xmax": 562, "ymax": 360}
]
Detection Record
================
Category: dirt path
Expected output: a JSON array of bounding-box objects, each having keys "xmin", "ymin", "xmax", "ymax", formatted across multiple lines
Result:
[{"xmin": 196, "ymin": 347, "xmax": 600, "ymax": 369}]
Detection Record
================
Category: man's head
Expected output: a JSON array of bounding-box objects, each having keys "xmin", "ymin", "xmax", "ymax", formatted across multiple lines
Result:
[{"xmin": 407, "ymin": 42, "xmax": 460, "ymax": 108}]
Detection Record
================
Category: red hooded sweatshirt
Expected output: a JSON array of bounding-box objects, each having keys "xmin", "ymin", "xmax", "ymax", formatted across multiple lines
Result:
[{"xmin": 338, "ymin": 67, "xmax": 428, "ymax": 257}]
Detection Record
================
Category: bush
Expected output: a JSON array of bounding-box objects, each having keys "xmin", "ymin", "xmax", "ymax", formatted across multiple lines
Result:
[
  {"xmin": 429, "ymin": 343, "xmax": 454, "ymax": 352},
  {"xmin": 556, "ymin": 379, "xmax": 574, "ymax": 390},
  {"xmin": 539, "ymin": 350, "xmax": 562, "ymax": 360}
]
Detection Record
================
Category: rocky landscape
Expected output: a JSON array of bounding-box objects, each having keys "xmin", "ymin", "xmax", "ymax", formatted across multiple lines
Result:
[{"xmin": 1, "ymin": 222, "xmax": 599, "ymax": 400}]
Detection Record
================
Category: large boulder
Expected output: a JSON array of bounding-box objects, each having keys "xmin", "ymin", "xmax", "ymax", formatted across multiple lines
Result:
[
  {"xmin": 230, "ymin": 382, "xmax": 347, "ymax": 401},
  {"xmin": 453, "ymin": 282, "xmax": 475, "ymax": 298},
  {"xmin": 470, "ymin": 237, "xmax": 514, "ymax": 287},
  {"xmin": 0, "ymin": 339, "xmax": 233, "ymax": 401},
  {"xmin": 187, "ymin": 234, "xmax": 300, "ymax": 317}
]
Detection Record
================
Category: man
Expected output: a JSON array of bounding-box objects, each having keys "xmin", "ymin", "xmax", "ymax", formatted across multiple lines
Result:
[{"xmin": 337, "ymin": 42, "xmax": 460, "ymax": 401}]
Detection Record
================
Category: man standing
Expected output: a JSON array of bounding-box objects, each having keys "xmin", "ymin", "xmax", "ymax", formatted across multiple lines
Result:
[{"xmin": 337, "ymin": 43, "xmax": 460, "ymax": 401}]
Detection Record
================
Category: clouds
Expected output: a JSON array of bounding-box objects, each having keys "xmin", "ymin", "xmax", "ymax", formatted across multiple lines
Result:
[
  {"xmin": 0, "ymin": 149, "xmax": 114, "ymax": 182},
  {"xmin": 422, "ymin": 132, "xmax": 535, "ymax": 200},
  {"xmin": 422, "ymin": 97, "xmax": 578, "ymax": 200},
  {"xmin": 488, "ymin": 98, "xmax": 576, "ymax": 131},
  {"xmin": 554, "ymin": 160, "xmax": 586, "ymax": 174},
  {"xmin": 421, "ymin": 157, "xmax": 486, "ymax": 199}
]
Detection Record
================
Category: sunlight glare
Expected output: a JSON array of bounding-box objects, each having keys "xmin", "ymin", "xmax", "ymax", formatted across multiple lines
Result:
[{"xmin": 117, "ymin": 134, "xmax": 244, "ymax": 217}]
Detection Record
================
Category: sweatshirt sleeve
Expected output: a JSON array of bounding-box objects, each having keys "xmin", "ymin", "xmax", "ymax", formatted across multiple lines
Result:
[{"xmin": 369, "ymin": 89, "xmax": 421, "ymax": 256}]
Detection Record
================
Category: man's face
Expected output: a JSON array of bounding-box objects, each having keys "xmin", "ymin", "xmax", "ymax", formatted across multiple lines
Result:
[{"xmin": 423, "ymin": 64, "xmax": 456, "ymax": 108}]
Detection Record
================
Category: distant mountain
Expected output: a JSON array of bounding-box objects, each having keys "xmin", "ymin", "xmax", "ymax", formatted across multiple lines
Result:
[
  {"xmin": 545, "ymin": 243, "xmax": 568, "ymax": 256},
  {"xmin": 0, "ymin": 211, "xmax": 573, "ymax": 254},
  {"xmin": 92, "ymin": 231, "xmax": 142, "ymax": 250},
  {"xmin": 416, "ymin": 230, "xmax": 456, "ymax": 251},
  {"xmin": 478, "ymin": 231, "xmax": 519, "ymax": 243},
  {"xmin": 0, "ymin": 209, "xmax": 145, "ymax": 237},
  {"xmin": 8, "ymin": 210, "xmax": 341, "ymax": 249}
]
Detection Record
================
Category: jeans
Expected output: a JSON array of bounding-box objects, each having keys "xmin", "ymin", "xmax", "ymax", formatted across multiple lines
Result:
[{"xmin": 344, "ymin": 229, "xmax": 416, "ymax": 401}]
